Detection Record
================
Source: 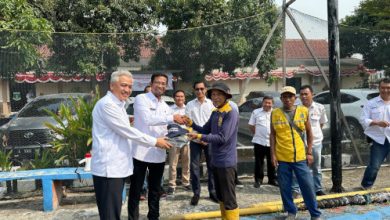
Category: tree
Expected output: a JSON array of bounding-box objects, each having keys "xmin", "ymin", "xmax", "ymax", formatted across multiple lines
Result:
[
  {"xmin": 0, "ymin": 0, "xmax": 52, "ymax": 78},
  {"xmin": 29, "ymin": 0, "xmax": 159, "ymax": 75},
  {"xmin": 340, "ymin": 0, "xmax": 390, "ymax": 75},
  {"xmin": 150, "ymin": 0, "xmax": 281, "ymax": 81}
]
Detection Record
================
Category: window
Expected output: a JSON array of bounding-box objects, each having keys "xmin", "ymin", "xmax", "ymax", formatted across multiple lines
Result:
[
  {"xmin": 340, "ymin": 93, "xmax": 359, "ymax": 103},
  {"xmin": 313, "ymin": 93, "xmax": 330, "ymax": 105},
  {"xmin": 239, "ymin": 99, "xmax": 262, "ymax": 112},
  {"xmin": 367, "ymin": 92, "xmax": 379, "ymax": 100}
]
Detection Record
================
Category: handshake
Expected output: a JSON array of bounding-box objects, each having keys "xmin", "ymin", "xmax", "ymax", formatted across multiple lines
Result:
[{"xmin": 173, "ymin": 114, "xmax": 192, "ymax": 126}]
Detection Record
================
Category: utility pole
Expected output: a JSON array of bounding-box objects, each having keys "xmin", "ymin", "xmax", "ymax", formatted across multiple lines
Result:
[{"xmin": 328, "ymin": 0, "xmax": 344, "ymax": 192}]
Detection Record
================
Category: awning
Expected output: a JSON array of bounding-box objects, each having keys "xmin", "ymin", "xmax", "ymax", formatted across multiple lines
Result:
[
  {"xmin": 15, "ymin": 71, "xmax": 174, "ymax": 91},
  {"xmin": 15, "ymin": 72, "xmax": 105, "ymax": 83},
  {"xmin": 205, "ymin": 64, "xmax": 377, "ymax": 81}
]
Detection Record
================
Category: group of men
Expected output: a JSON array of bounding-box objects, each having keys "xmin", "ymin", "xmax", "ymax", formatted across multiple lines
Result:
[
  {"xmin": 90, "ymin": 69, "xmax": 390, "ymax": 220},
  {"xmin": 91, "ymin": 70, "xmax": 239, "ymax": 220},
  {"xmin": 248, "ymin": 85, "xmax": 325, "ymax": 219}
]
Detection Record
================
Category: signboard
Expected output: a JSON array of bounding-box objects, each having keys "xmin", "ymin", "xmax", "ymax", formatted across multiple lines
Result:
[{"xmin": 132, "ymin": 73, "xmax": 173, "ymax": 91}]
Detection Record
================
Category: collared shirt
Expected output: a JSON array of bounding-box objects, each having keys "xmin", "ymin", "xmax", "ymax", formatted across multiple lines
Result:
[
  {"xmin": 171, "ymin": 103, "xmax": 186, "ymax": 128},
  {"xmin": 185, "ymin": 98, "xmax": 214, "ymax": 126},
  {"xmin": 248, "ymin": 108, "xmax": 272, "ymax": 146},
  {"xmin": 133, "ymin": 92, "xmax": 174, "ymax": 163},
  {"xmin": 91, "ymin": 91, "xmax": 157, "ymax": 178},
  {"xmin": 307, "ymin": 102, "xmax": 328, "ymax": 145},
  {"xmin": 360, "ymin": 96, "xmax": 390, "ymax": 144},
  {"xmin": 191, "ymin": 102, "xmax": 238, "ymax": 168},
  {"xmin": 171, "ymin": 103, "xmax": 186, "ymax": 116}
]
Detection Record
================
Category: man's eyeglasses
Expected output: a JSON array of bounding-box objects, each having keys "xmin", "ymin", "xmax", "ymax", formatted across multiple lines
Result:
[{"xmin": 195, "ymin": 88, "xmax": 205, "ymax": 91}]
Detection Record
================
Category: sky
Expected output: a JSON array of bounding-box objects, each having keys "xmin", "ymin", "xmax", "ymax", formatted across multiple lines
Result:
[{"xmin": 274, "ymin": 0, "xmax": 363, "ymax": 20}]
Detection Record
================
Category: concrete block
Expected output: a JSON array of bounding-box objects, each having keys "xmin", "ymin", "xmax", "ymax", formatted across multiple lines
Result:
[{"xmin": 322, "ymin": 154, "xmax": 352, "ymax": 168}]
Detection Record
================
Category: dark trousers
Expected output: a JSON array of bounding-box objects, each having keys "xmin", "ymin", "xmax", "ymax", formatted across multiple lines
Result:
[
  {"xmin": 254, "ymin": 143, "xmax": 276, "ymax": 183},
  {"xmin": 128, "ymin": 158, "xmax": 165, "ymax": 220},
  {"xmin": 213, "ymin": 167, "xmax": 238, "ymax": 210},
  {"xmin": 190, "ymin": 141, "xmax": 215, "ymax": 196},
  {"xmin": 361, "ymin": 139, "xmax": 390, "ymax": 188},
  {"xmin": 93, "ymin": 175, "xmax": 126, "ymax": 220}
]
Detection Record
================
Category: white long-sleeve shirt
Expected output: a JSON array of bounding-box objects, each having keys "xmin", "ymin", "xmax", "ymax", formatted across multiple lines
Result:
[
  {"xmin": 91, "ymin": 91, "xmax": 157, "ymax": 178},
  {"xmin": 132, "ymin": 92, "xmax": 174, "ymax": 163},
  {"xmin": 185, "ymin": 98, "xmax": 214, "ymax": 126},
  {"xmin": 360, "ymin": 96, "xmax": 390, "ymax": 144}
]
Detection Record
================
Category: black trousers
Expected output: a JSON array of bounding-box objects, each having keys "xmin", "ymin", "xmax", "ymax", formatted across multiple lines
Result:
[
  {"xmin": 190, "ymin": 141, "xmax": 215, "ymax": 196},
  {"xmin": 128, "ymin": 158, "xmax": 165, "ymax": 220},
  {"xmin": 93, "ymin": 175, "xmax": 126, "ymax": 220},
  {"xmin": 213, "ymin": 166, "xmax": 238, "ymax": 210},
  {"xmin": 253, "ymin": 143, "xmax": 276, "ymax": 183}
]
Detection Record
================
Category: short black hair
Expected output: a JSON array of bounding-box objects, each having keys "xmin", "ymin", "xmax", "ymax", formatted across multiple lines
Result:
[
  {"xmin": 300, "ymin": 85, "xmax": 313, "ymax": 93},
  {"xmin": 379, "ymin": 78, "xmax": 390, "ymax": 85},
  {"xmin": 173, "ymin": 90, "xmax": 185, "ymax": 97},
  {"xmin": 193, "ymin": 81, "xmax": 208, "ymax": 89},
  {"xmin": 262, "ymin": 95, "xmax": 274, "ymax": 103},
  {"xmin": 151, "ymin": 73, "xmax": 168, "ymax": 83}
]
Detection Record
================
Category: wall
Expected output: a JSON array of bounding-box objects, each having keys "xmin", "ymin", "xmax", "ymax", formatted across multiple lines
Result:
[{"xmin": 36, "ymin": 82, "xmax": 93, "ymax": 96}]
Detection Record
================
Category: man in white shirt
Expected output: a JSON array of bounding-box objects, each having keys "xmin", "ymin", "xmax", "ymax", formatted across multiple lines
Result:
[
  {"xmin": 360, "ymin": 78, "xmax": 390, "ymax": 190},
  {"xmin": 167, "ymin": 90, "xmax": 191, "ymax": 196},
  {"xmin": 185, "ymin": 81, "xmax": 217, "ymax": 206},
  {"xmin": 294, "ymin": 85, "xmax": 328, "ymax": 196},
  {"xmin": 248, "ymin": 96, "xmax": 277, "ymax": 188},
  {"xmin": 128, "ymin": 73, "xmax": 185, "ymax": 220},
  {"xmin": 91, "ymin": 70, "xmax": 171, "ymax": 220}
]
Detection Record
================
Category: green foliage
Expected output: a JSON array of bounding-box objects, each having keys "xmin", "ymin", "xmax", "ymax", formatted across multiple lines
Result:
[
  {"xmin": 0, "ymin": 150, "xmax": 12, "ymax": 171},
  {"xmin": 29, "ymin": 0, "xmax": 159, "ymax": 75},
  {"xmin": 28, "ymin": 149, "xmax": 55, "ymax": 169},
  {"xmin": 0, "ymin": 0, "xmax": 53, "ymax": 78},
  {"xmin": 266, "ymin": 75, "xmax": 278, "ymax": 86},
  {"xmin": 150, "ymin": 0, "xmax": 281, "ymax": 82},
  {"xmin": 340, "ymin": 0, "xmax": 390, "ymax": 75},
  {"xmin": 45, "ymin": 86, "xmax": 100, "ymax": 166}
]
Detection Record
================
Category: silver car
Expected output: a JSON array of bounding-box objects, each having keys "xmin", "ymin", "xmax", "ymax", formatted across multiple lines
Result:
[{"xmin": 0, "ymin": 93, "xmax": 90, "ymax": 164}]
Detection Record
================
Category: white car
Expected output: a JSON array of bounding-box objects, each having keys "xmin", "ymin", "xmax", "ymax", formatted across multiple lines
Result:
[{"xmin": 313, "ymin": 89, "xmax": 379, "ymax": 144}]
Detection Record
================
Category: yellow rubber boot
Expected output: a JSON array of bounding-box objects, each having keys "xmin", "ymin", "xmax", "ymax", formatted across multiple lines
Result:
[
  {"xmin": 219, "ymin": 202, "xmax": 227, "ymax": 220},
  {"xmin": 225, "ymin": 208, "xmax": 239, "ymax": 220}
]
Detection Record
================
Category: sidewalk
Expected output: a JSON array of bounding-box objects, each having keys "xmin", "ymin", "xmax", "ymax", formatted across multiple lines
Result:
[{"xmin": 0, "ymin": 166, "xmax": 389, "ymax": 220}]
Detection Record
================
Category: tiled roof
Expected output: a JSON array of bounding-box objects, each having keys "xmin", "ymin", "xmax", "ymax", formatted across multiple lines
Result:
[{"xmin": 276, "ymin": 39, "xmax": 328, "ymax": 59}]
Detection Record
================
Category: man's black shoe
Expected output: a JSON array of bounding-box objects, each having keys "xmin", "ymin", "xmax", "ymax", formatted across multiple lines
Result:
[
  {"xmin": 167, "ymin": 187, "xmax": 175, "ymax": 196},
  {"xmin": 268, "ymin": 180, "xmax": 279, "ymax": 187},
  {"xmin": 209, "ymin": 193, "xmax": 219, "ymax": 203},
  {"xmin": 183, "ymin": 185, "xmax": 191, "ymax": 191},
  {"xmin": 236, "ymin": 180, "xmax": 244, "ymax": 188},
  {"xmin": 316, "ymin": 190, "xmax": 326, "ymax": 196},
  {"xmin": 190, "ymin": 195, "xmax": 200, "ymax": 206},
  {"xmin": 253, "ymin": 182, "xmax": 261, "ymax": 188}
]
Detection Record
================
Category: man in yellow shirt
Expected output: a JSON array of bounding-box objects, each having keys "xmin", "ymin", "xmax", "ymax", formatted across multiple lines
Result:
[{"xmin": 270, "ymin": 86, "xmax": 321, "ymax": 220}]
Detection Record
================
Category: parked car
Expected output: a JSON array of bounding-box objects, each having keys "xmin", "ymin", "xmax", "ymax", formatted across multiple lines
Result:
[
  {"xmin": 245, "ymin": 91, "xmax": 281, "ymax": 100},
  {"xmin": 0, "ymin": 93, "xmax": 90, "ymax": 165},
  {"xmin": 313, "ymin": 89, "xmax": 379, "ymax": 144},
  {"xmin": 238, "ymin": 97, "xmax": 283, "ymax": 137}
]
